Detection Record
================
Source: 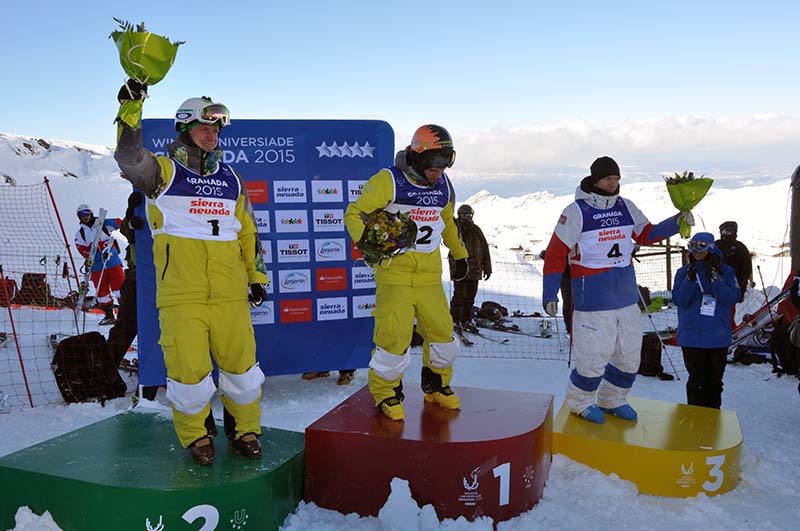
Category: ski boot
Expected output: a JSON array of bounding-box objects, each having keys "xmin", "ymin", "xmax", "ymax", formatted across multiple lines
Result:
[
  {"xmin": 378, "ymin": 396, "xmax": 405, "ymax": 421},
  {"xmin": 301, "ymin": 371, "xmax": 330, "ymax": 380},
  {"xmin": 188, "ymin": 436, "xmax": 215, "ymax": 465},
  {"xmin": 221, "ymin": 407, "xmax": 262, "ymax": 459},
  {"xmin": 336, "ymin": 370, "xmax": 355, "ymax": 385},
  {"xmin": 577, "ymin": 404, "xmax": 605, "ymax": 424},
  {"xmin": 376, "ymin": 382, "xmax": 406, "ymax": 421},
  {"xmin": 421, "ymin": 366, "xmax": 461, "ymax": 410},
  {"xmin": 601, "ymin": 403, "xmax": 638, "ymax": 421},
  {"xmin": 98, "ymin": 303, "xmax": 116, "ymax": 326},
  {"xmin": 229, "ymin": 433, "xmax": 262, "ymax": 459}
]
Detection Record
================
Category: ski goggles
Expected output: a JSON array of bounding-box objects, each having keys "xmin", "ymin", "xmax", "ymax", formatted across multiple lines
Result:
[
  {"xmin": 416, "ymin": 148, "xmax": 456, "ymax": 170},
  {"xmin": 688, "ymin": 240, "xmax": 711, "ymax": 253},
  {"xmin": 78, "ymin": 209, "xmax": 92, "ymax": 217},
  {"xmin": 197, "ymin": 103, "xmax": 230, "ymax": 127}
]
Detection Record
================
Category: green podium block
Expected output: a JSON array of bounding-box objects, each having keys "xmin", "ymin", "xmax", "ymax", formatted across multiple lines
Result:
[{"xmin": 0, "ymin": 410, "xmax": 304, "ymax": 531}]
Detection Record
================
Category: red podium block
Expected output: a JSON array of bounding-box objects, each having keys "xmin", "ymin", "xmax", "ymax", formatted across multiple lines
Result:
[{"xmin": 305, "ymin": 386, "xmax": 553, "ymax": 523}]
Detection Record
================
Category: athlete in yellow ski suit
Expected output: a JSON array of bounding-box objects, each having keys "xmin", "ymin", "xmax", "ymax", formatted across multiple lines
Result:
[
  {"xmin": 114, "ymin": 82, "xmax": 268, "ymax": 463},
  {"xmin": 344, "ymin": 125, "xmax": 468, "ymax": 421}
]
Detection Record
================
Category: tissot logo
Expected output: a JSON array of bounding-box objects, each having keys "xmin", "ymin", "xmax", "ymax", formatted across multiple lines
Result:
[
  {"xmin": 279, "ymin": 299, "xmax": 313, "ymax": 323},
  {"xmin": 276, "ymin": 240, "xmax": 310, "ymax": 263},
  {"xmin": 250, "ymin": 301, "xmax": 274, "ymax": 325},
  {"xmin": 311, "ymin": 180, "xmax": 343, "ymax": 203},
  {"xmin": 351, "ymin": 266, "xmax": 375, "ymax": 289},
  {"xmin": 315, "ymin": 239, "xmax": 346, "ymax": 261},
  {"xmin": 274, "ymin": 180, "xmax": 307, "ymax": 203},
  {"xmin": 312, "ymin": 209, "xmax": 344, "ymax": 232},
  {"xmin": 278, "ymin": 270, "xmax": 311, "ymax": 293},
  {"xmin": 316, "ymin": 268, "xmax": 347, "ymax": 291},
  {"xmin": 316, "ymin": 297, "xmax": 348, "ymax": 321},
  {"xmin": 352, "ymin": 295, "xmax": 377, "ymax": 319},
  {"xmin": 348, "ymin": 180, "xmax": 367, "ymax": 202},
  {"xmin": 253, "ymin": 210, "xmax": 271, "ymax": 233}
]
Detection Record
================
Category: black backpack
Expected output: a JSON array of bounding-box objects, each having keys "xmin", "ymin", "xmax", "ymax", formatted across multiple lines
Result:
[
  {"xmin": 51, "ymin": 332, "xmax": 127, "ymax": 403},
  {"xmin": 478, "ymin": 301, "xmax": 509, "ymax": 323}
]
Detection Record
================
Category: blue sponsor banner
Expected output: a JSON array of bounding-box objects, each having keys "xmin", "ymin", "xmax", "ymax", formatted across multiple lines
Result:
[{"xmin": 136, "ymin": 119, "xmax": 392, "ymax": 385}]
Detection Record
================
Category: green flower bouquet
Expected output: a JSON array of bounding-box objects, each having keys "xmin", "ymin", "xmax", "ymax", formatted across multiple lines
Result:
[
  {"xmin": 357, "ymin": 210, "xmax": 418, "ymax": 267},
  {"xmin": 110, "ymin": 18, "xmax": 184, "ymax": 128},
  {"xmin": 664, "ymin": 171, "xmax": 713, "ymax": 238}
]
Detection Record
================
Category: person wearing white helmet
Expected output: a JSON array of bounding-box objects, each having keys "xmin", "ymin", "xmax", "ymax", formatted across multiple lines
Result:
[
  {"xmin": 113, "ymin": 79, "xmax": 268, "ymax": 465},
  {"xmin": 74, "ymin": 204, "xmax": 124, "ymax": 325}
]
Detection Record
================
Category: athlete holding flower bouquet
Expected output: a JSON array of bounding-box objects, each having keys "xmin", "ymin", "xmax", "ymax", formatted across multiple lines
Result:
[{"xmin": 345, "ymin": 125, "xmax": 469, "ymax": 421}]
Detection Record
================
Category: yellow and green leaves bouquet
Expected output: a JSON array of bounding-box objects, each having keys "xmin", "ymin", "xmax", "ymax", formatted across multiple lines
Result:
[
  {"xmin": 357, "ymin": 209, "xmax": 418, "ymax": 267},
  {"xmin": 664, "ymin": 171, "xmax": 713, "ymax": 238},
  {"xmin": 110, "ymin": 18, "xmax": 184, "ymax": 128}
]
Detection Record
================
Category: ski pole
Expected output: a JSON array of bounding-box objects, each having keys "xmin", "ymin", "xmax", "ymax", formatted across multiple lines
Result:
[
  {"xmin": 756, "ymin": 265, "xmax": 782, "ymax": 372},
  {"xmin": 637, "ymin": 287, "xmax": 680, "ymax": 380},
  {"xmin": 756, "ymin": 265, "xmax": 778, "ymax": 325}
]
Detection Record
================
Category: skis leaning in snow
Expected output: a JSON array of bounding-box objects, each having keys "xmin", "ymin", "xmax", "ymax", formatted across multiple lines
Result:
[
  {"xmin": 454, "ymin": 326, "xmax": 475, "ymax": 347},
  {"xmin": 474, "ymin": 318, "xmax": 551, "ymax": 339},
  {"xmin": 461, "ymin": 324, "xmax": 510, "ymax": 344}
]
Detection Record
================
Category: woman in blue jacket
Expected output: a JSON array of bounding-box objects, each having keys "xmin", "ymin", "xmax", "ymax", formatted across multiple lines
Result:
[{"xmin": 673, "ymin": 232, "xmax": 740, "ymax": 408}]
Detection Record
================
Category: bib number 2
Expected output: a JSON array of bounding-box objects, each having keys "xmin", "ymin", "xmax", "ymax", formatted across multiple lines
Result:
[{"xmin": 417, "ymin": 225, "xmax": 433, "ymax": 245}]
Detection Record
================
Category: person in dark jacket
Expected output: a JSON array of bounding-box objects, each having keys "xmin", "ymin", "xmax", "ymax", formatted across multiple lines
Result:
[
  {"xmin": 673, "ymin": 232, "xmax": 740, "ymax": 408},
  {"xmin": 715, "ymin": 221, "xmax": 752, "ymax": 304},
  {"xmin": 449, "ymin": 204, "xmax": 492, "ymax": 329},
  {"xmin": 106, "ymin": 191, "xmax": 145, "ymax": 367}
]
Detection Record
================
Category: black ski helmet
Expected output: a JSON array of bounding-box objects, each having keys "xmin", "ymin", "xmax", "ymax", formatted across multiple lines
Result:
[
  {"xmin": 457, "ymin": 204, "xmax": 474, "ymax": 220},
  {"xmin": 719, "ymin": 221, "xmax": 738, "ymax": 237}
]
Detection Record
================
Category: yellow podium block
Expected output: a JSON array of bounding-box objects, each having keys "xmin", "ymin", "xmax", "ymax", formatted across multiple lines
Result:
[{"xmin": 553, "ymin": 397, "xmax": 742, "ymax": 497}]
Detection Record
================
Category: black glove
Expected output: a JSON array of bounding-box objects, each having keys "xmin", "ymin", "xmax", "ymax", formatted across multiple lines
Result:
[
  {"xmin": 686, "ymin": 264, "xmax": 697, "ymax": 282},
  {"xmin": 117, "ymin": 78, "xmax": 148, "ymax": 103},
  {"xmin": 127, "ymin": 192, "xmax": 143, "ymax": 209},
  {"xmin": 249, "ymin": 283, "xmax": 267, "ymax": 308},
  {"xmin": 452, "ymin": 258, "xmax": 469, "ymax": 281},
  {"xmin": 127, "ymin": 216, "xmax": 145, "ymax": 230},
  {"xmin": 483, "ymin": 271, "xmax": 491, "ymax": 281}
]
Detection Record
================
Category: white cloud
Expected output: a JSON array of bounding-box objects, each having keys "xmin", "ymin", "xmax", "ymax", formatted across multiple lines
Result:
[{"xmin": 445, "ymin": 113, "xmax": 800, "ymax": 188}]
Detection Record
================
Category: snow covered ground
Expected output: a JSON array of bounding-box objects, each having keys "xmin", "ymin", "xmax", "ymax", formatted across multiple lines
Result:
[
  {"xmin": 3, "ymin": 342, "xmax": 800, "ymax": 530},
  {"xmin": 2, "ymin": 132, "xmax": 800, "ymax": 529}
]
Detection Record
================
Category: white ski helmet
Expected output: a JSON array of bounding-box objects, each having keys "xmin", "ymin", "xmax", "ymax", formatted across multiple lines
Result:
[
  {"xmin": 76, "ymin": 204, "xmax": 92, "ymax": 217},
  {"xmin": 174, "ymin": 97, "xmax": 230, "ymax": 132}
]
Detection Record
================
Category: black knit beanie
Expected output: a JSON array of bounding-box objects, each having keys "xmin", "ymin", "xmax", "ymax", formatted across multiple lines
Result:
[{"xmin": 589, "ymin": 156, "xmax": 620, "ymax": 184}]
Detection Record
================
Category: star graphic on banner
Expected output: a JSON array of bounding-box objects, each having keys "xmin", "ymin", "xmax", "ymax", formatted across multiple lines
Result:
[
  {"xmin": 315, "ymin": 141, "xmax": 330, "ymax": 158},
  {"xmin": 359, "ymin": 141, "xmax": 375, "ymax": 158},
  {"xmin": 328, "ymin": 141, "xmax": 341, "ymax": 157},
  {"xmin": 339, "ymin": 141, "xmax": 352, "ymax": 157}
]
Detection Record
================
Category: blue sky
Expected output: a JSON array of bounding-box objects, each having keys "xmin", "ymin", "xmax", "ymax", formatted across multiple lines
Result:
[{"xmin": 5, "ymin": 1, "xmax": 800, "ymax": 195}]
